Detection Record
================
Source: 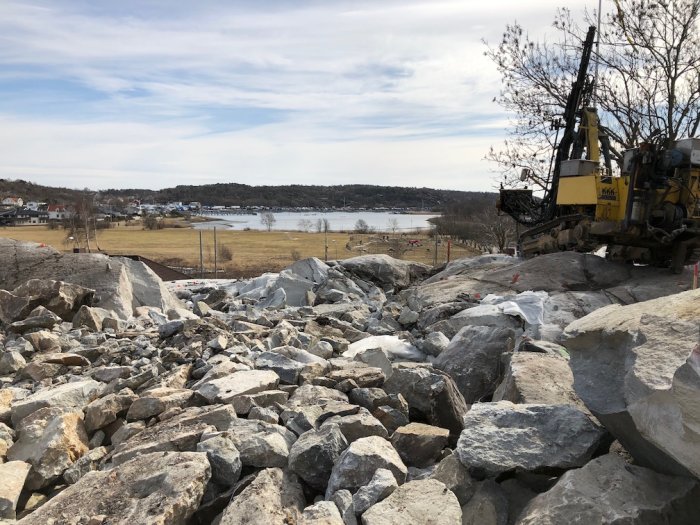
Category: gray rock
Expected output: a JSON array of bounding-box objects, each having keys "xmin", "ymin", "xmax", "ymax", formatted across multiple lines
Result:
[
  {"xmin": 429, "ymin": 453, "xmax": 475, "ymax": 506},
  {"xmin": 287, "ymin": 384, "xmax": 349, "ymax": 408},
  {"xmin": 353, "ymin": 348, "xmax": 392, "ymax": 380},
  {"xmin": 340, "ymin": 255, "xmax": 430, "ymax": 291},
  {"xmin": 84, "ymin": 390, "xmax": 137, "ymax": 433},
  {"xmin": 321, "ymin": 409, "xmax": 389, "ymax": 443},
  {"xmin": 126, "ymin": 387, "xmax": 194, "ymax": 421},
  {"xmin": 0, "ymin": 461, "xmax": 30, "ymax": 519},
  {"xmin": 256, "ymin": 351, "xmax": 306, "ymax": 384},
  {"xmin": 195, "ymin": 369, "xmax": 280, "ymax": 405},
  {"xmin": 197, "ymin": 435, "xmax": 242, "ymax": 487},
  {"xmin": 352, "ymin": 468, "xmax": 398, "ymax": 515},
  {"xmin": 0, "ymin": 351, "xmax": 26, "ymax": 375},
  {"xmin": 361, "ymin": 479, "xmax": 461, "ymax": 525},
  {"xmin": 326, "ymin": 436, "xmax": 407, "ymax": 498},
  {"xmin": 382, "ymin": 364, "xmax": 467, "ymax": 442},
  {"xmin": 419, "ymin": 332, "xmax": 450, "ymax": 357},
  {"xmin": 219, "ymin": 468, "xmax": 305, "ymax": 525},
  {"xmin": 390, "ymin": 423, "xmax": 449, "ymax": 468},
  {"xmin": 565, "ymin": 289, "xmax": 700, "ymax": 478},
  {"xmin": 493, "ymin": 352, "xmax": 587, "ymax": 412},
  {"xmin": 4, "ymin": 278, "xmax": 94, "ymax": 321},
  {"xmin": 290, "ymin": 257, "xmax": 330, "ymax": 284},
  {"xmin": 232, "ymin": 389, "xmax": 289, "ymax": 415},
  {"xmin": 110, "ymin": 405, "xmax": 235, "ymax": 465},
  {"xmin": 17, "ymin": 451, "xmax": 210, "ymax": 525},
  {"xmin": 11, "ymin": 379, "xmax": 103, "ymax": 426},
  {"xmin": 289, "ymin": 424, "xmax": 349, "ymax": 491},
  {"xmin": 62, "ymin": 446, "xmax": 108, "ymax": 484},
  {"xmin": 248, "ymin": 405, "xmax": 279, "ymax": 424},
  {"xmin": 159, "ymin": 320, "xmax": 184, "ymax": 337},
  {"xmin": 371, "ymin": 406, "xmax": 408, "ymax": 436},
  {"xmin": 7, "ymin": 407, "xmax": 89, "ymax": 490},
  {"xmin": 434, "ymin": 325, "xmax": 516, "ymax": 404},
  {"xmin": 226, "ymin": 418, "xmax": 297, "ymax": 468},
  {"xmin": 518, "ymin": 454, "xmax": 700, "ymax": 525},
  {"xmin": 331, "ymin": 489, "xmax": 357, "ymax": 525},
  {"xmin": 455, "ymin": 401, "xmax": 604, "ymax": 477},
  {"xmin": 460, "ymin": 480, "xmax": 508, "ymax": 525},
  {"xmin": 71, "ymin": 305, "xmax": 114, "ymax": 331},
  {"xmin": 301, "ymin": 501, "xmax": 345, "ymax": 525},
  {"xmin": 308, "ymin": 340, "xmax": 334, "ymax": 359}
]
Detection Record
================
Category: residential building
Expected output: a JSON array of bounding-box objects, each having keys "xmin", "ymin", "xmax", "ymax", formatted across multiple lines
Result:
[{"xmin": 2, "ymin": 196, "xmax": 23, "ymax": 207}]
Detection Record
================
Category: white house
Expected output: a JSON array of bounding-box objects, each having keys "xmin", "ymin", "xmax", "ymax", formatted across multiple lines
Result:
[
  {"xmin": 47, "ymin": 204, "xmax": 72, "ymax": 220},
  {"xmin": 2, "ymin": 196, "xmax": 23, "ymax": 207}
]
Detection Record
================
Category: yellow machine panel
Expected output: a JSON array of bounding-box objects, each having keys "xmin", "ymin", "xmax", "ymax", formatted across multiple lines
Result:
[
  {"xmin": 595, "ymin": 176, "xmax": 629, "ymax": 221},
  {"xmin": 556, "ymin": 175, "xmax": 598, "ymax": 205}
]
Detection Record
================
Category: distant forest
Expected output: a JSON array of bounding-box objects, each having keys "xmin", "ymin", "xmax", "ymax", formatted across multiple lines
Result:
[
  {"xmin": 103, "ymin": 183, "xmax": 494, "ymax": 211},
  {"xmin": 1, "ymin": 178, "xmax": 495, "ymax": 212}
]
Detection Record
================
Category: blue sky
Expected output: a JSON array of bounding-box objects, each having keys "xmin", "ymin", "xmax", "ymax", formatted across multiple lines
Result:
[{"xmin": 0, "ymin": 0, "xmax": 582, "ymax": 191}]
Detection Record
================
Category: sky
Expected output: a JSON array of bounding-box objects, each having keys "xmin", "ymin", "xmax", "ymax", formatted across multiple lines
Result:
[{"xmin": 0, "ymin": 0, "xmax": 589, "ymax": 192}]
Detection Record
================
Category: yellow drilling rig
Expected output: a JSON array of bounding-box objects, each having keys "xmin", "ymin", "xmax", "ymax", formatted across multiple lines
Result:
[{"xmin": 498, "ymin": 26, "xmax": 700, "ymax": 272}]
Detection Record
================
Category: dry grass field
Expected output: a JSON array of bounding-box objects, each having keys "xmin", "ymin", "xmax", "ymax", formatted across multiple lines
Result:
[{"xmin": 2, "ymin": 220, "xmax": 480, "ymax": 278}]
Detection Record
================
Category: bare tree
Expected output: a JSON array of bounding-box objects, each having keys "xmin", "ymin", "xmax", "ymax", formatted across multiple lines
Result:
[
  {"xmin": 354, "ymin": 219, "xmax": 370, "ymax": 234},
  {"xmin": 315, "ymin": 218, "xmax": 330, "ymax": 233},
  {"xmin": 260, "ymin": 212, "xmax": 276, "ymax": 232},
  {"xmin": 297, "ymin": 218, "xmax": 313, "ymax": 232},
  {"xmin": 65, "ymin": 193, "xmax": 97, "ymax": 252},
  {"xmin": 480, "ymin": 211, "xmax": 517, "ymax": 252},
  {"xmin": 485, "ymin": 1, "xmax": 700, "ymax": 189},
  {"xmin": 387, "ymin": 217, "xmax": 399, "ymax": 234}
]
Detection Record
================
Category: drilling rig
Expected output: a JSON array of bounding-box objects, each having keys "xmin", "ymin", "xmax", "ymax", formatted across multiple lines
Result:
[{"xmin": 497, "ymin": 26, "xmax": 700, "ymax": 273}]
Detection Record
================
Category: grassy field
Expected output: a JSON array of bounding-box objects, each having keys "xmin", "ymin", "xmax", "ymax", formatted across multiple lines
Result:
[{"xmin": 2, "ymin": 220, "xmax": 479, "ymax": 278}]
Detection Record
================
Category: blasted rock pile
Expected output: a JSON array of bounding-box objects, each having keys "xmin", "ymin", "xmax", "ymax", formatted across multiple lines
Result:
[{"xmin": 0, "ymin": 238, "xmax": 699, "ymax": 524}]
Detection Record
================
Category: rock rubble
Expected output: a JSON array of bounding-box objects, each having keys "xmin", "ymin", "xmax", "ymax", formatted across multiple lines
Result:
[{"xmin": 0, "ymin": 238, "xmax": 698, "ymax": 524}]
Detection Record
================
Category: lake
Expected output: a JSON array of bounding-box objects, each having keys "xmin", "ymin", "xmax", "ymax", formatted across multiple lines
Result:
[{"xmin": 194, "ymin": 211, "xmax": 439, "ymax": 232}]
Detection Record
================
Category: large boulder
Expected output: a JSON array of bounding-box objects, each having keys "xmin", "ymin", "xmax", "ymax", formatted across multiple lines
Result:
[
  {"xmin": 382, "ymin": 364, "xmax": 467, "ymax": 442},
  {"xmin": 518, "ymin": 454, "xmax": 700, "ymax": 524},
  {"xmin": 340, "ymin": 255, "xmax": 430, "ymax": 291},
  {"xmin": 361, "ymin": 479, "xmax": 462, "ymax": 525},
  {"xmin": 17, "ymin": 452, "xmax": 210, "ymax": 525},
  {"xmin": 564, "ymin": 289, "xmax": 700, "ymax": 478},
  {"xmin": 455, "ymin": 401, "xmax": 604, "ymax": 478},
  {"xmin": 219, "ymin": 468, "xmax": 305, "ymax": 525},
  {"xmin": 434, "ymin": 325, "xmax": 516, "ymax": 404},
  {"xmin": 0, "ymin": 239, "xmax": 182, "ymax": 319}
]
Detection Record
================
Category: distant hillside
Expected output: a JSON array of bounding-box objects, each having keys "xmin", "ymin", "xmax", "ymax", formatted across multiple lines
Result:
[
  {"xmin": 0, "ymin": 179, "xmax": 87, "ymax": 204},
  {"xmin": 102, "ymin": 183, "xmax": 494, "ymax": 210},
  {"xmin": 0, "ymin": 179, "xmax": 496, "ymax": 212}
]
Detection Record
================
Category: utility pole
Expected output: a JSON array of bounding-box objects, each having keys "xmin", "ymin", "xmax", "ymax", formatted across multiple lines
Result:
[
  {"xmin": 324, "ymin": 226, "xmax": 328, "ymax": 262},
  {"xmin": 433, "ymin": 229, "xmax": 438, "ymax": 266},
  {"xmin": 199, "ymin": 230, "xmax": 204, "ymax": 278},
  {"xmin": 213, "ymin": 227, "xmax": 218, "ymax": 279}
]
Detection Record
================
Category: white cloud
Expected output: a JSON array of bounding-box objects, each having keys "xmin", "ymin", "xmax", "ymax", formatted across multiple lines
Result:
[{"xmin": 0, "ymin": 0, "xmax": 583, "ymax": 191}]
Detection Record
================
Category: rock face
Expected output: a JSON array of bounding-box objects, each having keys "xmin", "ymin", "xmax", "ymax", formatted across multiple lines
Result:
[
  {"xmin": 565, "ymin": 289, "xmax": 700, "ymax": 478},
  {"xmin": 219, "ymin": 468, "xmax": 305, "ymax": 525},
  {"xmin": 455, "ymin": 402, "xmax": 604, "ymax": 477},
  {"xmin": 0, "ymin": 461, "xmax": 30, "ymax": 519},
  {"xmin": 361, "ymin": 479, "xmax": 462, "ymax": 525},
  {"xmin": 16, "ymin": 452, "xmax": 210, "ymax": 525},
  {"xmin": 518, "ymin": 454, "xmax": 700, "ymax": 524}
]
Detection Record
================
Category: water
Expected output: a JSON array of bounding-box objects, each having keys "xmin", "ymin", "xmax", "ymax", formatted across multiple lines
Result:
[{"xmin": 193, "ymin": 210, "xmax": 439, "ymax": 232}]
